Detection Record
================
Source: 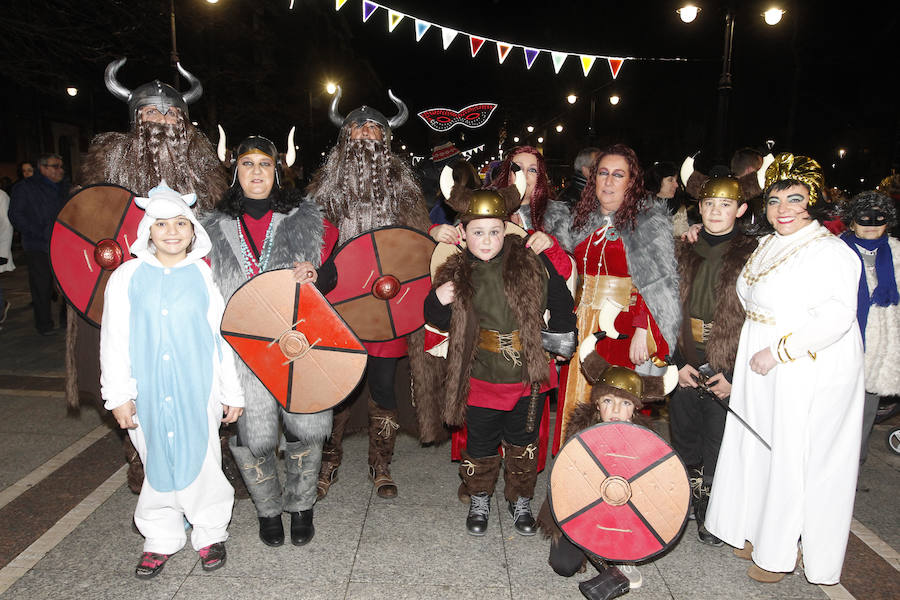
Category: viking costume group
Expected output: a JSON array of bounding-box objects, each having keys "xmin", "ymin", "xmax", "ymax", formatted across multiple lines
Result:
[{"xmin": 53, "ymin": 57, "xmax": 878, "ymax": 591}]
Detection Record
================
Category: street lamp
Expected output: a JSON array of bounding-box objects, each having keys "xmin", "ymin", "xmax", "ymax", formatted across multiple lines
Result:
[
  {"xmin": 680, "ymin": 4, "xmax": 784, "ymax": 161},
  {"xmin": 763, "ymin": 8, "xmax": 784, "ymax": 25},
  {"xmin": 609, "ymin": 95, "xmax": 620, "ymax": 106},
  {"xmin": 555, "ymin": 124, "xmax": 564, "ymax": 133},
  {"xmin": 526, "ymin": 125, "xmax": 535, "ymax": 133},
  {"xmin": 66, "ymin": 87, "xmax": 78, "ymax": 97},
  {"xmin": 838, "ymin": 148, "xmax": 847, "ymax": 159},
  {"xmin": 513, "ymin": 136, "xmax": 520, "ymax": 143},
  {"xmin": 566, "ymin": 93, "xmax": 578, "ymax": 105},
  {"xmin": 537, "ymin": 136, "xmax": 544, "ymax": 144},
  {"xmin": 677, "ymin": 5, "xmax": 700, "ymax": 23},
  {"xmin": 326, "ymin": 81, "xmax": 337, "ymax": 95}
]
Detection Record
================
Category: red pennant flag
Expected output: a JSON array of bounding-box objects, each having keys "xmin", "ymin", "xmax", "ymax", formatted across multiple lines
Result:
[
  {"xmin": 469, "ymin": 36, "xmax": 485, "ymax": 57},
  {"xmin": 608, "ymin": 57, "xmax": 624, "ymax": 79}
]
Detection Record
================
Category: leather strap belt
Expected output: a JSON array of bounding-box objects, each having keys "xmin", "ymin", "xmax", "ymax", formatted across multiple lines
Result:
[
  {"xmin": 690, "ymin": 318, "xmax": 714, "ymax": 343},
  {"xmin": 478, "ymin": 328, "xmax": 522, "ymax": 354}
]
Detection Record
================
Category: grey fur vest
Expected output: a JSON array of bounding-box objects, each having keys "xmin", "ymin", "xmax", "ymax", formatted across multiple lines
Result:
[
  {"xmin": 203, "ymin": 202, "xmax": 332, "ymax": 453},
  {"xmin": 544, "ymin": 198, "xmax": 681, "ymax": 358}
]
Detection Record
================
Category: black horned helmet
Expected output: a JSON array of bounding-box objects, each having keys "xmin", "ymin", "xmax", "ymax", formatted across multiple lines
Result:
[
  {"xmin": 216, "ymin": 125, "xmax": 297, "ymax": 187},
  {"xmin": 327, "ymin": 85, "xmax": 408, "ymax": 143},
  {"xmin": 104, "ymin": 58, "xmax": 202, "ymax": 126}
]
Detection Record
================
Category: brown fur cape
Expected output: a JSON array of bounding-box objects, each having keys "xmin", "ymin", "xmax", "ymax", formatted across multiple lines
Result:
[
  {"xmin": 675, "ymin": 233, "xmax": 757, "ymax": 373},
  {"xmin": 432, "ymin": 235, "xmax": 549, "ymax": 427}
]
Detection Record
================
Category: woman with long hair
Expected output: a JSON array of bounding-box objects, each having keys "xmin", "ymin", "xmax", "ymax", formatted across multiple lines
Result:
[{"xmin": 543, "ymin": 144, "xmax": 680, "ymax": 450}]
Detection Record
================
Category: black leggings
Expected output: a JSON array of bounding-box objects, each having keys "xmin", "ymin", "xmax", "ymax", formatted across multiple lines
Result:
[
  {"xmin": 367, "ymin": 356, "xmax": 399, "ymax": 410},
  {"xmin": 465, "ymin": 393, "xmax": 545, "ymax": 458},
  {"xmin": 549, "ymin": 535, "xmax": 586, "ymax": 577}
]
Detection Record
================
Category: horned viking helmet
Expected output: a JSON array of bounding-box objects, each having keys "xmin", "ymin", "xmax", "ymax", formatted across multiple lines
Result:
[
  {"xmin": 328, "ymin": 85, "xmax": 408, "ymax": 143},
  {"xmin": 104, "ymin": 58, "xmax": 203, "ymax": 126}
]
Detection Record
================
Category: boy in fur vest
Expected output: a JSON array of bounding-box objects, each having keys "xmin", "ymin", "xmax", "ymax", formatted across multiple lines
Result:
[
  {"xmin": 424, "ymin": 171, "xmax": 576, "ymax": 536},
  {"xmin": 669, "ymin": 174, "xmax": 757, "ymax": 546}
]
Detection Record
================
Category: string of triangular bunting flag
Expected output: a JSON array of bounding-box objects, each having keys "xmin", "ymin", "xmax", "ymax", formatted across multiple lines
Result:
[
  {"xmin": 411, "ymin": 143, "xmax": 486, "ymax": 165},
  {"xmin": 330, "ymin": 0, "xmax": 691, "ymax": 79}
]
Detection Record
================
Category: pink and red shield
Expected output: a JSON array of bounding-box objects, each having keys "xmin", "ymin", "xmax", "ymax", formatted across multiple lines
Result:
[{"xmin": 549, "ymin": 422, "xmax": 690, "ymax": 562}]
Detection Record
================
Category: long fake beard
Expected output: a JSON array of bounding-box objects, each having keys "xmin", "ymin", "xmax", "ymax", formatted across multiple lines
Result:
[
  {"xmin": 132, "ymin": 119, "xmax": 192, "ymax": 191},
  {"xmin": 313, "ymin": 137, "xmax": 405, "ymax": 243}
]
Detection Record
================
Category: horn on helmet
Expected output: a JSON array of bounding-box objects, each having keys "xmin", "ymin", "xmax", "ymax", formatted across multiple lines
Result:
[
  {"xmin": 104, "ymin": 58, "xmax": 132, "ymax": 102},
  {"xmin": 216, "ymin": 125, "xmax": 227, "ymax": 163},
  {"xmin": 439, "ymin": 165, "xmax": 455, "ymax": 200},
  {"xmin": 285, "ymin": 126, "xmax": 296, "ymax": 167},
  {"xmin": 177, "ymin": 62, "xmax": 203, "ymax": 104},
  {"xmin": 387, "ymin": 89, "xmax": 408, "ymax": 129},
  {"xmin": 328, "ymin": 85, "xmax": 344, "ymax": 128}
]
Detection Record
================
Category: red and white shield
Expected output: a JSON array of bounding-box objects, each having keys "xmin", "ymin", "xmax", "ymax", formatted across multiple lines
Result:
[{"xmin": 221, "ymin": 269, "xmax": 367, "ymax": 413}]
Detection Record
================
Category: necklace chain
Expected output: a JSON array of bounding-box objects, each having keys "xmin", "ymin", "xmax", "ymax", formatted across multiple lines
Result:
[
  {"xmin": 238, "ymin": 218, "xmax": 275, "ymax": 279},
  {"xmin": 742, "ymin": 229, "xmax": 829, "ymax": 285}
]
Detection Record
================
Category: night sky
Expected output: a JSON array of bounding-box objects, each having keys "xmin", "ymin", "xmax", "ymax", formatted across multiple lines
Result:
[{"xmin": 1, "ymin": 0, "xmax": 897, "ymax": 191}]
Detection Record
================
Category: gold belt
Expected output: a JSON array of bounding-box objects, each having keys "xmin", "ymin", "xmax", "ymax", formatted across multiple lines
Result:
[
  {"xmin": 478, "ymin": 328, "xmax": 522, "ymax": 353},
  {"xmin": 691, "ymin": 318, "xmax": 714, "ymax": 343},
  {"xmin": 584, "ymin": 275, "xmax": 634, "ymax": 309},
  {"xmin": 745, "ymin": 309, "xmax": 776, "ymax": 325}
]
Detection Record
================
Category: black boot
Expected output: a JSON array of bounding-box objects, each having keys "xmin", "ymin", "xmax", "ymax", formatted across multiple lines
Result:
[
  {"xmin": 466, "ymin": 493, "xmax": 491, "ymax": 536},
  {"xmin": 578, "ymin": 565, "xmax": 630, "ymax": 600},
  {"xmin": 257, "ymin": 516, "xmax": 285, "ymax": 547},
  {"xmin": 459, "ymin": 452, "xmax": 501, "ymax": 536},
  {"xmin": 696, "ymin": 477, "xmax": 723, "ymax": 547},
  {"xmin": 290, "ymin": 509, "xmax": 315, "ymax": 546}
]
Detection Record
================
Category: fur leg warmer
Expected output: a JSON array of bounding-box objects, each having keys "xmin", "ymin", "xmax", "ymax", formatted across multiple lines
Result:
[
  {"xmin": 503, "ymin": 442, "xmax": 539, "ymax": 503},
  {"xmin": 459, "ymin": 451, "xmax": 501, "ymax": 497},
  {"xmin": 283, "ymin": 440, "xmax": 323, "ymax": 513},
  {"xmin": 229, "ymin": 437, "xmax": 283, "ymax": 518}
]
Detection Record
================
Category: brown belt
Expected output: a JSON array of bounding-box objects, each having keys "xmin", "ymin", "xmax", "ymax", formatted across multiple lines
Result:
[
  {"xmin": 478, "ymin": 328, "xmax": 522, "ymax": 354},
  {"xmin": 690, "ymin": 318, "xmax": 713, "ymax": 343}
]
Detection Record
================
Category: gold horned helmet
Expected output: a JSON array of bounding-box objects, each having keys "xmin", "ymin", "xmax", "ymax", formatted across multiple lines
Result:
[
  {"xmin": 577, "ymin": 333, "xmax": 678, "ymax": 410},
  {"xmin": 440, "ymin": 164, "xmax": 527, "ymax": 223},
  {"xmin": 764, "ymin": 153, "xmax": 825, "ymax": 205},
  {"xmin": 699, "ymin": 174, "xmax": 743, "ymax": 203}
]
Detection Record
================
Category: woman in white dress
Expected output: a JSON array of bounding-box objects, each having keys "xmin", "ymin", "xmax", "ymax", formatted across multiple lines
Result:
[{"xmin": 705, "ymin": 153, "xmax": 865, "ymax": 586}]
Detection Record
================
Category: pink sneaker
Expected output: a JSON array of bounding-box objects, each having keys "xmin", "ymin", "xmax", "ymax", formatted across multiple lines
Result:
[
  {"xmin": 198, "ymin": 542, "xmax": 227, "ymax": 571},
  {"xmin": 135, "ymin": 552, "xmax": 170, "ymax": 579}
]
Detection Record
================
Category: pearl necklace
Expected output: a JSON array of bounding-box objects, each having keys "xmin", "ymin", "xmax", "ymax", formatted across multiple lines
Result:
[{"xmin": 238, "ymin": 217, "xmax": 275, "ymax": 279}]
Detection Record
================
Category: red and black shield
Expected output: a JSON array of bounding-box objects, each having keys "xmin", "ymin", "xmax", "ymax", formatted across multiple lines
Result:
[
  {"xmin": 50, "ymin": 184, "xmax": 143, "ymax": 327},
  {"xmin": 549, "ymin": 422, "xmax": 690, "ymax": 563},
  {"xmin": 326, "ymin": 226, "xmax": 435, "ymax": 342},
  {"xmin": 221, "ymin": 269, "xmax": 367, "ymax": 413}
]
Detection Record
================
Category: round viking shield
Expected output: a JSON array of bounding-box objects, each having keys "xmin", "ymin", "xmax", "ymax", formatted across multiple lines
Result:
[
  {"xmin": 50, "ymin": 184, "xmax": 143, "ymax": 326},
  {"xmin": 221, "ymin": 269, "xmax": 367, "ymax": 413},
  {"xmin": 326, "ymin": 226, "xmax": 435, "ymax": 342},
  {"xmin": 549, "ymin": 422, "xmax": 690, "ymax": 562}
]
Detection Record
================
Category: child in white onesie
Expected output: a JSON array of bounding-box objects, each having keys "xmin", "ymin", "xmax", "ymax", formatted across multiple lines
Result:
[{"xmin": 101, "ymin": 181, "xmax": 244, "ymax": 579}]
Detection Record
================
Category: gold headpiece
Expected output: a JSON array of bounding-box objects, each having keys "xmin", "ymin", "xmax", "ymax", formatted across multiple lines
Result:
[
  {"xmin": 598, "ymin": 366, "xmax": 643, "ymax": 400},
  {"xmin": 460, "ymin": 190, "xmax": 513, "ymax": 221},
  {"xmin": 699, "ymin": 175, "xmax": 743, "ymax": 203},
  {"xmin": 764, "ymin": 153, "xmax": 824, "ymax": 205}
]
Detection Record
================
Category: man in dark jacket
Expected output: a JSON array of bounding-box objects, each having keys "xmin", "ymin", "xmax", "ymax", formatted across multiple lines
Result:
[
  {"xmin": 557, "ymin": 147, "xmax": 599, "ymax": 207},
  {"xmin": 9, "ymin": 153, "xmax": 67, "ymax": 335}
]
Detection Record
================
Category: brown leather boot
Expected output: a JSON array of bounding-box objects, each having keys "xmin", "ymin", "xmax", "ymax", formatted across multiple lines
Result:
[
  {"xmin": 317, "ymin": 404, "xmax": 351, "ymax": 499},
  {"xmin": 459, "ymin": 452, "xmax": 501, "ymax": 535},
  {"xmin": 368, "ymin": 399, "xmax": 399, "ymax": 499},
  {"xmin": 502, "ymin": 442, "xmax": 539, "ymax": 535}
]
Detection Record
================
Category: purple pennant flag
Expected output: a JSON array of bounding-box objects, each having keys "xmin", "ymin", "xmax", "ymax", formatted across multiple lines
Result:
[
  {"xmin": 524, "ymin": 47, "xmax": 539, "ymax": 70},
  {"xmin": 362, "ymin": 0, "xmax": 378, "ymax": 22}
]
